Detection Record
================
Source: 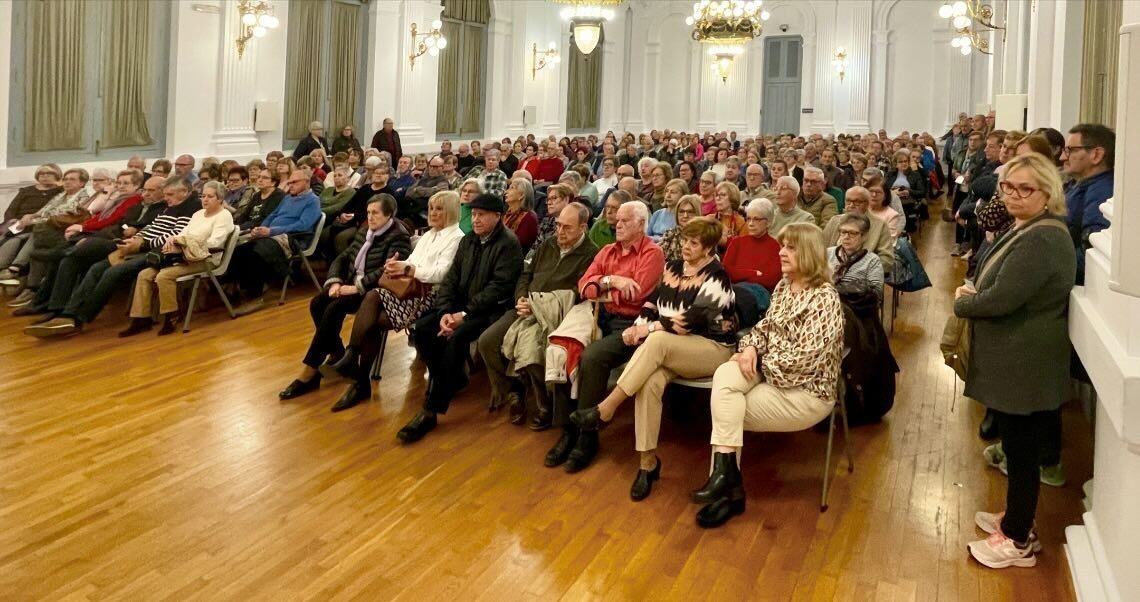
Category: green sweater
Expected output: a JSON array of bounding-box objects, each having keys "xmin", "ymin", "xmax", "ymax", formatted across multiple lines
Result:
[
  {"xmin": 459, "ymin": 203, "xmax": 472, "ymax": 234},
  {"xmin": 320, "ymin": 186, "xmax": 355, "ymax": 216},
  {"xmin": 515, "ymin": 235, "xmax": 599, "ymax": 299},
  {"xmin": 588, "ymin": 219, "xmax": 615, "ymax": 248}
]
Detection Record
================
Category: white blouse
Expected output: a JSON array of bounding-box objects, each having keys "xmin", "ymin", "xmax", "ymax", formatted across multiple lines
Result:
[
  {"xmin": 406, "ymin": 223, "xmax": 464, "ymax": 284},
  {"xmin": 180, "ymin": 209, "xmax": 235, "ymax": 249}
]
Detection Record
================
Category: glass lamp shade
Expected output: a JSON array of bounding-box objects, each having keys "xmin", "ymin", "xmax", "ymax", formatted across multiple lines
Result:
[
  {"xmin": 242, "ymin": 12, "xmax": 257, "ymax": 26},
  {"xmin": 960, "ymin": 44, "xmax": 972, "ymax": 55},
  {"xmin": 252, "ymin": 25, "xmax": 267, "ymax": 38},
  {"xmin": 572, "ymin": 22, "xmax": 602, "ymax": 55},
  {"xmin": 938, "ymin": 3, "xmax": 953, "ymax": 19},
  {"xmin": 437, "ymin": 37, "xmax": 448, "ymax": 49}
]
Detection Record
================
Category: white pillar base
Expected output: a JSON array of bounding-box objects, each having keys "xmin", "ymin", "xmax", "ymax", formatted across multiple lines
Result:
[{"xmin": 211, "ymin": 131, "xmax": 261, "ymax": 157}]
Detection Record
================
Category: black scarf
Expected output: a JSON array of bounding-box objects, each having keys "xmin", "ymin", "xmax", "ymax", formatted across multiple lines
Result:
[{"xmin": 833, "ymin": 246, "xmax": 868, "ymax": 283}]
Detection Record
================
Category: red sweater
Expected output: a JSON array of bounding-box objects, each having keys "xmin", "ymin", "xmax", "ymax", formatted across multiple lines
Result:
[
  {"xmin": 527, "ymin": 158, "xmax": 565, "ymax": 184},
  {"xmin": 503, "ymin": 209, "xmax": 539, "ymax": 249},
  {"xmin": 723, "ymin": 233, "xmax": 781, "ymax": 290},
  {"xmin": 81, "ymin": 193, "xmax": 143, "ymax": 233}
]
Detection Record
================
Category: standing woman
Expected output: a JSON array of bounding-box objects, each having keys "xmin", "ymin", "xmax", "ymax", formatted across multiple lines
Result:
[
  {"xmin": 121, "ymin": 181, "xmax": 235, "ymax": 336},
  {"xmin": 331, "ymin": 125, "xmax": 362, "ymax": 155},
  {"xmin": 570, "ymin": 218, "xmax": 736, "ymax": 501},
  {"xmin": 693, "ymin": 222, "xmax": 844, "ymax": 528},
  {"xmin": 279, "ymin": 193, "xmax": 413, "ymax": 408},
  {"xmin": 955, "ymin": 153, "xmax": 1075, "ymax": 569}
]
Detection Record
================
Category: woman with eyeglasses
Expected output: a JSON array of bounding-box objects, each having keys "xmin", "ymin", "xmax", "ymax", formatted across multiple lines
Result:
[
  {"xmin": 954, "ymin": 153, "xmax": 1075, "ymax": 569},
  {"xmin": 648, "ymin": 179, "xmax": 687, "ymax": 241},
  {"xmin": 826, "ymin": 213, "xmax": 884, "ymax": 302},
  {"xmin": 659, "ymin": 195, "xmax": 702, "ymax": 262},
  {"xmin": 862, "ymin": 174, "xmax": 903, "ymax": 240}
]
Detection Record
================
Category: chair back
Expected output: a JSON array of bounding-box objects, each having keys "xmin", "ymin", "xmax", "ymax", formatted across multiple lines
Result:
[
  {"xmin": 211, "ymin": 226, "xmax": 241, "ymax": 276},
  {"xmin": 300, "ymin": 212, "xmax": 326, "ymax": 258}
]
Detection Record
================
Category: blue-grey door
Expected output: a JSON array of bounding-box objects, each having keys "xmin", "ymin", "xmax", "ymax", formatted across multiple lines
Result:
[{"xmin": 761, "ymin": 36, "xmax": 803, "ymax": 135}]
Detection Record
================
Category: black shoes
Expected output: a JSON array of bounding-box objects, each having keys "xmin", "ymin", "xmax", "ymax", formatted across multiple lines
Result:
[
  {"xmin": 544, "ymin": 427, "xmax": 578, "ymax": 467},
  {"xmin": 328, "ymin": 346, "xmax": 358, "ymax": 378},
  {"xmin": 118, "ymin": 317, "xmax": 154, "ymax": 338},
  {"xmin": 630, "ymin": 457, "xmax": 661, "ymax": 501},
  {"xmin": 397, "ymin": 410, "xmax": 437, "ymax": 443},
  {"xmin": 979, "ymin": 408, "xmax": 999, "ymax": 441},
  {"xmin": 693, "ymin": 451, "xmax": 746, "ymax": 528},
  {"xmin": 528, "ymin": 407, "xmax": 553, "ymax": 432},
  {"xmin": 508, "ymin": 398, "xmax": 526, "ymax": 425},
  {"xmin": 569, "ymin": 406, "xmax": 607, "ymax": 431},
  {"xmin": 330, "ymin": 382, "xmax": 370, "ymax": 412},
  {"xmin": 157, "ymin": 315, "xmax": 177, "ymax": 336},
  {"xmin": 563, "ymin": 430, "xmax": 598, "ymax": 473},
  {"xmin": 279, "ymin": 375, "xmax": 322, "ymax": 399},
  {"xmin": 12, "ymin": 305, "xmax": 48, "ymax": 317}
]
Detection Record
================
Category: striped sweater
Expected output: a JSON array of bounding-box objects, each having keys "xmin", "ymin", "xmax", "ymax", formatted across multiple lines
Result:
[
  {"xmin": 138, "ymin": 198, "xmax": 202, "ymax": 251},
  {"xmin": 636, "ymin": 259, "xmax": 737, "ymax": 345}
]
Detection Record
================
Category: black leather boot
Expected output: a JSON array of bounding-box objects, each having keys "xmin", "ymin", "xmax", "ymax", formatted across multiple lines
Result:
[
  {"xmin": 694, "ymin": 452, "xmax": 746, "ymax": 528},
  {"xmin": 691, "ymin": 451, "xmax": 741, "ymax": 504},
  {"xmin": 563, "ymin": 430, "xmax": 598, "ymax": 473},
  {"xmin": 544, "ymin": 426, "xmax": 578, "ymax": 467},
  {"xmin": 979, "ymin": 408, "xmax": 999, "ymax": 440}
]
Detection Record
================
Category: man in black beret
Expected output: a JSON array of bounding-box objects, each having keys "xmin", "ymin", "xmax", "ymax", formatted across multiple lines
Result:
[{"xmin": 397, "ymin": 193, "xmax": 525, "ymax": 443}]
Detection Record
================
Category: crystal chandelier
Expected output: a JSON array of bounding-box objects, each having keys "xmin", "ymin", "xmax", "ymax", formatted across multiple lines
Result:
[
  {"xmin": 555, "ymin": 0, "xmax": 622, "ymax": 55},
  {"xmin": 938, "ymin": 0, "xmax": 1004, "ymax": 55},
  {"xmin": 687, "ymin": 0, "xmax": 769, "ymax": 83}
]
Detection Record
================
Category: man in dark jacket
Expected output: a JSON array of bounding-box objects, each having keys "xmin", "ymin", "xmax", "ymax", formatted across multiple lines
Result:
[
  {"xmin": 370, "ymin": 117, "xmax": 403, "ymax": 165},
  {"xmin": 476, "ymin": 202, "xmax": 598, "ymax": 430},
  {"xmin": 1062, "ymin": 123, "xmax": 1115, "ymax": 285},
  {"xmin": 398, "ymin": 193, "xmax": 524, "ymax": 443}
]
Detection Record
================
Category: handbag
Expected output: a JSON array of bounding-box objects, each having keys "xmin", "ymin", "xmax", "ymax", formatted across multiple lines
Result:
[
  {"xmin": 144, "ymin": 250, "xmax": 182, "ymax": 269},
  {"xmin": 940, "ymin": 218, "xmax": 1069, "ymax": 381},
  {"xmin": 377, "ymin": 274, "xmax": 427, "ymax": 300}
]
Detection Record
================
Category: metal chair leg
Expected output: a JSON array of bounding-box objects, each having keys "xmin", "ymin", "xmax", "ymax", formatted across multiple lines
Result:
[
  {"xmin": 302, "ymin": 256, "xmax": 321, "ymax": 290},
  {"xmin": 370, "ymin": 330, "xmax": 389, "ymax": 381},
  {"xmin": 278, "ymin": 272, "xmax": 291, "ymax": 305},
  {"xmin": 210, "ymin": 274, "xmax": 236, "ymax": 318},
  {"xmin": 839, "ymin": 393, "xmax": 854, "ymax": 473},
  {"xmin": 182, "ymin": 279, "xmax": 201, "ymax": 332},
  {"xmin": 821, "ymin": 406, "xmax": 837, "ymax": 512}
]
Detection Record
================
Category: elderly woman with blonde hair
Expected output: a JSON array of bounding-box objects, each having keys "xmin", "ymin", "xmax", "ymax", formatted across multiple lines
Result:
[{"xmin": 692, "ymin": 222, "xmax": 844, "ymax": 528}]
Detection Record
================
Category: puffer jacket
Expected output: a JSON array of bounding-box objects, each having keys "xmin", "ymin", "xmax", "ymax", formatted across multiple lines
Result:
[
  {"xmin": 434, "ymin": 222, "xmax": 524, "ymax": 320},
  {"xmin": 325, "ymin": 220, "xmax": 413, "ymax": 291}
]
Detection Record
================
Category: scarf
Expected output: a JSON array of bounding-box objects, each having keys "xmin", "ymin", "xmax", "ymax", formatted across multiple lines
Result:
[
  {"xmin": 503, "ymin": 208, "xmax": 528, "ymax": 231},
  {"xmin": 353, "ymin": 218, "xmax": 394, "ymax": 276},
  {"xmin": 832, "ymin": 246, "xmax": 868, "ymax": 283}
]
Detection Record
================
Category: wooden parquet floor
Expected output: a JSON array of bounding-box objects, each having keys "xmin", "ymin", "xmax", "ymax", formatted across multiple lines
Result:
[{"xmin": 0, "ymin": 201, "xmax": 1087, "ymax": 601}]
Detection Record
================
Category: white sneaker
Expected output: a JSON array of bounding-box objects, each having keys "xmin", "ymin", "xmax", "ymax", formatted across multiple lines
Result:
[
  {"xmin": 968, "ymin": 531, "xmax": 1037, "ymax": 569},
  {"xmin": 974, "ymin": 511, "xmax": 1042, "ymax": 552}
]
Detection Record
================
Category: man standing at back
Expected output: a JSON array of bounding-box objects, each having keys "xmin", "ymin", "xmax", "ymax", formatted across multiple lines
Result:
[
  {"xmin": 370, "ymin": 118, "xmax": 403, "ymax": 165},
  {"xmin": 1062, "ymin": 123, "xmax": 1115, "ymax": 285}
]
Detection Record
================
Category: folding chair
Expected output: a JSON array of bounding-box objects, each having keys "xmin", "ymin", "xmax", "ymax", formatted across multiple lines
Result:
[
  {"xmin": 278, "ymin": 213, "xmax": 326, "ymax": 305},
  {"xmin": 370, "ymin": 329, "xmax": 390, "ymax": 380},
  {"xmin": 178, "ymin": 227, "xmax": 240, "ymax": 332},
  {"xmin": 821, "ymin": 347, "xmax": 855, "ymax": 512}
]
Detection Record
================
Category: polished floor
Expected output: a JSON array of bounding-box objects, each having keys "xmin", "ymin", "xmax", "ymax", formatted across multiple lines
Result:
[{"xmin": 0, "ymin": 204, "xmax": 1087, "ymax": 601}]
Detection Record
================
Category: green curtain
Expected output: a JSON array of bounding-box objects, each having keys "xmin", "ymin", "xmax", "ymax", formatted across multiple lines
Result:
[
  {"xmin": 457, "ymin": 23, "xmax": 485, "ymax": 135},
  {"xmin": 435, "ymin": 20, "xmax": 462, "ymax": 135},
  {"xmin": 285, "ymin": 0, "xmax": 327, "ymax": 139},
  {"xmin": 102, "ymin": 0, "xmax": 153, "ymax": 148},
  {"xmin": 566, "ymin": 26, "xmax": 604, "ymax": 131},
  {"xmin": 25, "ymin": 0, "xmax": 86, "ymax": 151},
  {"xmin": 441, "ymin": 0, "xmax": 490, "ymax": 24},
  {"xmin": 328, "ymin": 1, "xmax": 360, "ymax": 133}
]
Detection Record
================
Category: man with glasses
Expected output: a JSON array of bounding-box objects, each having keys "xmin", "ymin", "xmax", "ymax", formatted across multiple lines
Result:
[
  {"xmin": 173, "ymin": 155, "xmax": 198, "ymax": 185},
  {"xmin": 822, "ymin": 186, "xmax": 894, "ymax": 273},
  {"xmin": 741, "ymin": 163, "xmax": 770, "ymax": 205},
  {"xmin": 403, "ymin": 155, "xmax": 449, "ymax": 227},
  {"xmin": 1062, "ymin": 123, "xmax": 1115, "ymax": 284},
  {"xmin": 797, "ymin": 166, "xmax": 838, "ymax": 228},
  {"xmin": 477, "ymin": 203, "xmax": 598, "ymax": 429}
]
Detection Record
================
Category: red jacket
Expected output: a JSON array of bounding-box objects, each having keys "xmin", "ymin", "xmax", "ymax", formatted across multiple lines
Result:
[
  {"xmin": 81, "ymin": 193, "xmax": 143, "ymax": 233},
  {"xmin": 723, "ymin": 232, "xmax": 781, "ymax": 290}
]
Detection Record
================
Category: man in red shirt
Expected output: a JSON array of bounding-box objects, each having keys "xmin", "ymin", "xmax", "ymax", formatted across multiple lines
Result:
[
  {"xmin": 369, "ymin": 117, "xmax": 403, "ymax": 165},
  {"xmin": 546, "ymin": 201, "xmax": 665, "ymax": 473}
]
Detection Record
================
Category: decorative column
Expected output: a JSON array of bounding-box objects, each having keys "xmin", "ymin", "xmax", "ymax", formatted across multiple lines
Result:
[
  {"xmin": 723, "ymin": 50, "xmax": 749, "ymax": 132},
  {"xmin": 601, "ymin": 37, "xmax": 624, "ymax": 133},
  {"xmin": 485, "ymin": 11, "xmax": 514, "ymax": 137},
  {"xmin": 810, "ymin": 22, "xmax": 835, "ymax": 133},
  {"xmin": 1026, "ymin": 0, "xmax": 1056, "ymax": 128},
  {"xmin": 394, "ymin": 0, "xmax": 444, "ymax": 145},
  {"xmin": 364, "ymin": 0, "xmax": 402, "ymax": 138},
  {"xmin": 644, "ymin": 41, "xmax": 661, "ymax": 129},
  {"xmin": 845, "ymin": 6, "xmax": 873, "ymax": 133},
  {"xmin": 870, "ymin": 29, "xmax": 890, "ymax": 131},
  {"xmin": 943, "ymin": 30, "xmax": 972, "ymax": 131},
  {"xmin": 799, "ymin": 32, "xmax": 816, "ymax": 134},
  {"xmin": 212, "ymin": 0, "xmax": 262, "ymax": 156},
  {"xmin": 745, "ymin": 36, "xmax": 764, "ymax": 134}
]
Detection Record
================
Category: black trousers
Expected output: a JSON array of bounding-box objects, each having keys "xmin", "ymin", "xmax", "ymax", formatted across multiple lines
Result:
[
  {"xmin": 572, "ymin": 312, "xmax": 636, "ymax": 412},
  {"xmin": 994, "ymin": 409, "xmax": 1055, "ymax": 543},
  {"xmin": 232, "ymin": 238, "xmax": 290, "ymax": 297},
  {"xmin": 40, "ymin": 238, "xmax": 117, "ymax": 311},
  {"xmin": 303, "ymin": 292, "xmax": 362, "ymax": 368},
  {"xmin": 413, "ymin": 308, "xmax": 500, "ymax": 414}
]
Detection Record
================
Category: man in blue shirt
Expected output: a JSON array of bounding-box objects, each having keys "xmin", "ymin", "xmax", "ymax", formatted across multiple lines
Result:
[
  {"xmin": 1062, "ymin": 123, "xmax": 1115, "ymax": 285},
  {"xmin": 231, "ymin": 169, "xmax": 322, "ymax": 314}
]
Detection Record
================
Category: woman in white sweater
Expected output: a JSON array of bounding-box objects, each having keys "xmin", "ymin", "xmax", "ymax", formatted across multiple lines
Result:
[
  {"xmin": 121, "ymin": 181, "xmax": 235, "ymax": 336},
  {"xmin": 331, "ymin": 190, "xmax": 464, "ymax": 378}
]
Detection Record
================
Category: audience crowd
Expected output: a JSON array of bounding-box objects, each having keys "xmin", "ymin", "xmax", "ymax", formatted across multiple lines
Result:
[{"xmin": 0, "ymin": 116, "xmax": 1116, "ymax": 570}]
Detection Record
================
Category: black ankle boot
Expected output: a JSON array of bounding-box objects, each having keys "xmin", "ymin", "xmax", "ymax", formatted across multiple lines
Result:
[
  {"xmin": 563, "ymin": 429, "xmax": 598, "ymax": 473},
  {"xmin": 691, "ymin": 451, "xmax": 742, "ymax": 504},
  {"xmin": 329, "ymin": 346, "xmax": 358, "ymax": 378},
  {"xmin": 693, "ymin": 452, "xmax": 746, "ymax": 528},
  {"xmin": 544, "ymin": 426, "xmax": 579, "ymax": 467},
  {"xmin": 978, "ymin": 408, "xmax": 999, "ymax": 441},
  {"xmin": 118, "ymin": 317, "xmax": 153, "ymax": 338}
]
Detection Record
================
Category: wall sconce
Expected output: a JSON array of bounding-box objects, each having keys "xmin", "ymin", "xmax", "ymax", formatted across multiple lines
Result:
[
  {"xmin": 235, "ymin": 0, "xmax": 279, "ymax": 59},
  {"xmin": 531, "ymin": 42, "xmax": 561, "ymax": 79},
  {"xmin": 832, "ymin": 46, "xmax": 848, "ymax": 81},
  {"xmin": 409, "ymin": 20, "xmax": 447, "ymax": 69}
]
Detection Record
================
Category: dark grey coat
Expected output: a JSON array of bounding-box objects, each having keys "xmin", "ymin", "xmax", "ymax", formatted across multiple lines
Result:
[{"xmin": 953, "ymin": 213, "xmax": 1075, "ymax": 415}]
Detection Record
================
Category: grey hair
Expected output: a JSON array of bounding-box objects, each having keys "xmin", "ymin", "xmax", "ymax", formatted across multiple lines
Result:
[
  {"xmin": 461, "ymin": 177, "xmax": 486, "ymax": 194},
  {"xmin": 558, "ymin": 170, "xmax": 583, "ymax": 190},
  {"xmin": 568, "ymin": 201, "xmax": 591, "ymax": 225},
  {"xmin": 91, "ymin": 167, "xmax": 114, "ymax": 181},
  {"xmin": 625, "ymin": 200, "xmax": 650, "ymax": 233},
  {"xmin": 839, "ymin": 212, "xmax": 871, "ymax": 235},
  {"xmin": 861, "ymin": 167, "xmax": 883, "ymax": 180},
  {"xmin": 745, "ymin": 198, "xmax": 774, "ymax": 221},
  {"xmin": 776, "ymin": 175, "xmax": 800, "ymax": 196},
  {"xmin": 200, "ymin": 180, "xmax": 226, "ymax": 200},
  {"xmin": 637, "ymin": 156, "xmax": 658, "ymax": 177},
  {"xmin": 511, "ymin": 177, "xmax": 534, "ymax": 209},
  {"xmin": 803, "ymin": 165, "xmax": 825, "ymax": 179}
]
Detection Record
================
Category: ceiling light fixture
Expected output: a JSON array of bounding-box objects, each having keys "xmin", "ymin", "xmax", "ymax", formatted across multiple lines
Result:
[
  {"xmin": 937, "ymin": 0, "xmax": 1004, "ymax": 55},
  {"xmin": 687, "ymin": 0, "xmax": 769, "ymax": 84},
  {"xmin": 554, "ymin": 0, "xmax": 622, "ymax": 55}
]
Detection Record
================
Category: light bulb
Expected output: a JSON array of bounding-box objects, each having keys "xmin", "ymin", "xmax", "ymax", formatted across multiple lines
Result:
[
  {"xmin": 686, "ymin": 16, "xmax": 694, "ymax": 25},
  {"xmin": 549, "ymin": 41, "xmax": 557, "ymax": 49},
  {"xmin": 425, "ymin": 36, "xmax": 436, "ymax": 48},
  {"xmin": 952, "ymin": 1, "xmax": 967, "ymax": 15},
  {"xmin": 252, "ymin": 25, "xmax": 266, "ymax": 37},
  {"xmin": 938, "ymin": 3, "xmax": 953, "ymax": 19},
  {"xmin": 951, "ymin": 37, "xmax": 961, "ymax": 47},
  {"xmin": 242, "ymin": 12, "xmax": 257, "ymax": 26},
  {"xmin": 263, "ymin": 14, "xmax": 279, "ymax": 29},
  {"xmin": 431, "ymin": 19, "xmax": 442, "ymax": 30},
  {"xmin": 952, "ymin": 15, "xmax": 970, "ymax": 29},
  {"xmin": 437, "ymin": 37, "xmax": 447, "ymax": 49},
  {"xmin": 960, "ymin": 45, "xmax": 972, "ymax": 55},
  {"xmin": 257, "ymin": 14, "xmax": 271, "ymax": 27},
  {"xmin": 760, "ymin": 10, "xmax": 770, "ymax": 20}
]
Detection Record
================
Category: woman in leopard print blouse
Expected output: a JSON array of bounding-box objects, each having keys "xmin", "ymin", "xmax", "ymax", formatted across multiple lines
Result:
[{"xmin": 692, "ymin": 222, "xmax": 845, "ymax": 529}]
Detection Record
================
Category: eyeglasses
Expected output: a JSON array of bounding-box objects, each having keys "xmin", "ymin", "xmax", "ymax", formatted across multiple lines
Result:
[
  {"xmin": 677, "ymin": 209, "xmax": 696, "ymax": 216},
  {"xmin": 999, "ymin": 181, "xmax": 1040, "ymax": 199},
  {"xmin": 1063, "ymin": 145, "xmax": 1091, "ymax": 154},
  {"xmin": 745, "ymin": 216, "xmax": 767, "ymax": 223},
  {"xmin": 837, "ymin": 229, "xmax": 862, "ymax": 237}
]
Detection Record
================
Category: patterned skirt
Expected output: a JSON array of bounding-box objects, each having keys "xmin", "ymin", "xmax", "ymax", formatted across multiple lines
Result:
[{"xmin": 376, "ymin": 287, "xmax": 437, "ymax": 331}]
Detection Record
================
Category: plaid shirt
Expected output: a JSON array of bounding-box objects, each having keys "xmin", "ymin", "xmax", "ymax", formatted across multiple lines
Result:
[{"xmin": 465, "ymin": 167, "xmax": 508, "ymax": 198}]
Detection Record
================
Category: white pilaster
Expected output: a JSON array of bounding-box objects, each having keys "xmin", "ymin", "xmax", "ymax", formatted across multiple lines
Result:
[
  {"xmin": 799, "ymin": 32, "xmax": 816, "ymax": 134},
  {"xmin": 1026, "ymin": 0, "xmax": 1056, "ymax": 128},
  {"xmin": 810, "ymin": 18, "xmax": 834, "ymax": 133},
  {"xmin": 870, "ymin": 29, "xmax": 890, "ymax": 131},
  {"xmin": 212, "ymin": 0, "xmax": 261, "ymax": 155},
  {"xmin": 1049, "ymin": 0, "xmax": 1085, "ymax": 132},
  {"xmin": 485, "ymin": 10, "xmax": 514, "ymax": 137},
  {"xmin": 944, "ymin": 30, "xmax": 972, "ymax": 130},
  {"xmin": 845, "ymin": 4, "xmax": 873, "ymax": 133}
]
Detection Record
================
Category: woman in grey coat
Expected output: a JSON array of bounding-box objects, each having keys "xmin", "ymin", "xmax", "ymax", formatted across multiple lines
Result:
[{"xmin": 953, "ymin": 153, "xmax": 1075, "ymax": 570}]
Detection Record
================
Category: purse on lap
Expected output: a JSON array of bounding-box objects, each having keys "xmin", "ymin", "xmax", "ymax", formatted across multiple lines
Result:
[{"xmin": 377, "ymin": 274, "xmax": 427, "ymax": 300}]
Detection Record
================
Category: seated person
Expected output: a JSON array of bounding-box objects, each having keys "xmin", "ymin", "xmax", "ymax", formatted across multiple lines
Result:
[
  {"xmin": 388, "ymin": 155, "xmax": 416, "ymax": 200},
  {"xmin": 403, "ymin": 155, "xmax": 449, "ymax": 227},
  {"xmin": 797, "ymin": 166, "xmax": 839, "ymax": 228},
  {"xmin": 531, "ymin": 183, "xmax": 573, "ymax": 252},
  {"xmin": 463, "ymin": 149, "xmax": 508, "ymax": 198},
  {"xmin": 712, "ymin": 181, "xmax": 746, "ymax": 249},
  {"xmin": 821, "ymin": 186, "xmax": 895, "ymax": 273},
  {"xmin": 457, "ymin": 178, "xmax": 484, "ymax": 233},
  {"xmin": 723, "ymin": 198, "xmax": 781, "ymax": 326},
  {"xmin": 2, "ymin": 168, "xmax": 91, "ymax": 286},
  {"xmin": 647, "ymin": 178, "xmax": 687, "ymax": 240},
  {"xmin": 826, "ymin": 214, "xmax": 884, "ymax": 302},
  {"xmin": 769, "ymin": 176, "xmax": 814, "ymax": 236},
  {"xmin": 862, "ymin": 174, "xmax": 903, "ymax": 240},
  {"xmin": 692, "ymin": 223, "xmax": 844, "ymax": 528},
  {"xmin": 295, "ymin": 157, "xmax": 325, "ymax": 196},
  {"xmin": 397, "ymin": 193, "xmax": 524, "ymax": 443},
  {"xmin": 24, "ymin": 178, "xmax": 201, "ymax": 337},
  {"xmin": 224, "ymin": 165, "xmax": 253, "ymax": 210},
  {"xmin": 230, "ymin": 171, "xmax": 322, "ymax": 314},
  {"xmin": 0, "ymin": 163, "xmax": 62, "ymax": 280},
  {"xmin": 502, "ymin": 178, "xmax": 539, "ymax": 250},
  {"xmin": 546, "ymin": 201, "xmax": 664, "ymax": 472},
  {"xmin": 659, "ymin": 195, "xmax": 702, "ymax": 261},
  {"xmin": 278, "ymin": 194, "xmax": 412, "ymax": 410},
  {"xmin": 589, "ymin": 190, "xmax": 628, "ymax": 248},
  {"xmin": 477, "ymin": 203, "xmax": 598, "ymax": 428},
  {"xmin": 237, "ymin": 171, "xmax": 285, "ymax": 232},
  {"xmin": 330, "ymin": 191, "xmax": 465, "ymax": 402},
  {"xmin": 883, "ymin": 149, "xmax": 928, "ymax": 213},
  {"xmin": 569, "ymin": 218, "xmax": 737, "ymax": 500},
  {"xmin": 120, "ymin": 181, "xmax": 235, "ymax": 336}
]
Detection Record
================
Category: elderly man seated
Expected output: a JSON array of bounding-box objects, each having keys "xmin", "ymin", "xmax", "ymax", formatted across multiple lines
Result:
[
  {"xmin": 769, "ymin": 176, "xmax": 814, "ymax": 236},
  {"xmin": 476, "ymin": 203, "xmax": 598, "ymax": 429},
  {"xmin": 797, "ymin": 166, "xmax": 838, "ymax": 227},
  {"xmin": 546, "ymin": 201, "xmax": 665, "ymax": 473},
  {"xmin": 397, "ymin": 193, "xmax": 524, "ymax": 444},
  {"xmin": 821, "ymin": 186, "xmax": 894, "ymax": 273},
  {"xmin": 463, "ymin": 149, "xmax": 508, "ymax": 198},
  {"xmin": 741, "ymin": 163, "xmax": 771, "ymax": 205},
  {"xmin": 403, "ymin": 155, "xmax": 449, "ymax": 226}
]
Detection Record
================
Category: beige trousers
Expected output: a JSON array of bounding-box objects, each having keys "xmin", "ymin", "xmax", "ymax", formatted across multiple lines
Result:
[
  {"xmin": 615, "ymin": 331, "xmax": 734, "ymax": 452},
  {"xmin": 709, "ymin": 361, "xmax": 833, "ymax": 448},
  {"xmin": 130, "ymin": 263, "xmax": 208, "ymax": 318}
]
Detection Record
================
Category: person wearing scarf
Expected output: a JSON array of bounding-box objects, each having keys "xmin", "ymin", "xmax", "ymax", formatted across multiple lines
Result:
[
  {"xmin": 278, "ymin": 193, "xmax": 412, "ymax": 411},
  {"xmin": 826, "ymin": 213, "xmax": 884, "ymax": 301}
]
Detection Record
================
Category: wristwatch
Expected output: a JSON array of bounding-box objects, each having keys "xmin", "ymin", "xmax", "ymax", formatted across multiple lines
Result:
[{"xmin": 602, "ymin": 276, "xmax": 612, "ymax": 289}]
